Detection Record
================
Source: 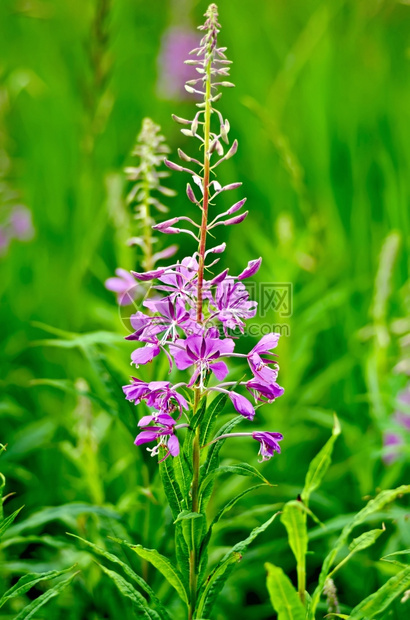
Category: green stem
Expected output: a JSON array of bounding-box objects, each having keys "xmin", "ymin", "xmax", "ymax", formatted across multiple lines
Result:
[
  {"xmin": 189, "ymin": 37, "xmax": 213, "ymax": 620},
  {"xmin": 195, "ymin": 57, "xmax": 212, "ymax": 323}
]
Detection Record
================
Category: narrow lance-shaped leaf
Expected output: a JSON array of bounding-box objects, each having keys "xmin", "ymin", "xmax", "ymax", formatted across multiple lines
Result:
[
  {"xmin": 309, "ymin": 484, "xmax": 410, "ymax": 619},
  {"xmin": 329, "ymin": 526, "xmax": 386, "ymax": 578},
  {"xmin": 199, "ymin": 415, "xmax": 244, "ymax": 513},
  {"xmin": 349, "ymin": 565, "xmax": 410, "ymax": 619},
  {"xmin": 0, "ymin": 565, "xmax": 76, "ymax": 609},
  {"xmin": 280, "ymin": 501, "xmax": 308, "ymax": 603},
  {"xmin": 113, "ymin": 539, "xmax": 189, "ymax": 606},
  {"xmin": 14, "ymin": 571, "xmax": 79, "ymax": 620},
  {"xmin": 71, "ymin": 534, "xmax": 171, "ymax": 620},
  {"xmin": 98, "ymin": 564, "xmax": 161, "ymax": 620},
  {"xmin": 301, "ymin": 414, "xmax": 341, "ymax": 505},
  {"xmin": 0, "ymin": 506, "xmax": 24, "ymax": 539},
  {"xmin": 265, "ymin": 562, "xmax": 305, "ymax": 620},
  {"xmin": 200, "ymin": 484, "xmax": 267, "ymax": 557},
  {"xmin": 196, "ymin": 512, "xmax": 279, "ymax": 618},
  {"xmin": 159, "ymin": 453, "xmax": 183, "ymax": 520},
  {"xmin": 199, "ymin": 462, "xmax": 271, "ymax": 513}
]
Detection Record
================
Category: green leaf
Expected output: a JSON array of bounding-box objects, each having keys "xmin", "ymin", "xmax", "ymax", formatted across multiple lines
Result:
[
  {"xmin": 265, "ymin": 562, "xmax": 305, "ymax": 620},
  {"xmin": 381, "ymin": 549, "xmax": 410, "ymax": 559},
  {"xmin": 0, "ymin": 565, "xmax": 76, "ymax": 609},
  {"xmin": 199, "ymin": 393, "xmax": 228, "ymax": 446},
  {"xmin": 174, "ymin": 510, "xmax": 204, "ymax": 524},
  {"xmin": 349, "ymin": 565, "xmax": 410, "ymax": 619},
  {"xmin": 200, "ymin": 484, "xmax": 267, "ymax": 556},
  {"xmin": 301, "ymin": 414, "xmax": 340, "ymax": 505},
  {"xmin": 0, "ymin": 506, "xmax": 24, "ymax": 539},
  {"xmin": 114, "ymin": 539, "xmax": 189, "ymax": 606},
  {"xmin": 196, "ymin": 511, "xmax": 279, "ymax": 618},
  {"xmin": 4, "ymin": 503, "xmax": 120, "ymax": 537},
  {"xmin": 159, "ymin": 454, "xmax": 183, "ymax": 520},
  {"xmin": 199, "ymin": 415, "xmax": 244, "ymax": 513},
  {"xmin": 199, "ymin": 462, "xmax": 271, "ymax": 515},
  {"xmin": 309, "ymin": 484, "xmax": 410, "ymax": 618},
  {"xmin": 172, "ymin": 453, "xmax": 192, "ymax": 498},
  {"xmin": 69, "ymin": 534, "xmax": 171, "ymax": 620},
  {"xmin": 280, "ymin": 501, "xmax": 308, "ymax": 601},
  {"xmin": 98, "ymin": 564, "xmax": 161, "ymax": 620},
  {"xmin": 14, "ymin": 571, "xmax": 78, "ymax": 620},
  {"xmin": 329, "ymin": 526, "xmax": 386, "ymax": 578},
  {"xmin": 175, "ymin": 522, "xmax": 190, "ymax": 588}
]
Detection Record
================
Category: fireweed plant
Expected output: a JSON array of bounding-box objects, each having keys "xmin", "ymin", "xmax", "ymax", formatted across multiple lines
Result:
[{"xmin": 116, "ymin": 4, "xmax": 284, "ymax": 619}]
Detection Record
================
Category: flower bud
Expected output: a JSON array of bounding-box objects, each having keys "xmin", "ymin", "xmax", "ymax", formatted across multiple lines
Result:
[
  {"xmin": 223, "ymin": 211, "xmax": 248, "ymax": 226},
  {"xmin": 227, "ymin": 198, "xmax": 247, "ymax": 214},
  {"xmin": 237, "ymin": 258, "xmax": 262, "ymax": 280}
]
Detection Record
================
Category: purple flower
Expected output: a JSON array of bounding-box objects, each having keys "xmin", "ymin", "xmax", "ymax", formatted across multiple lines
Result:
[
  {"xmin": 135, "ymin": 421, "xmax": 180, "ymax": 461},
  {"xmin": 143, "ymin": 297, "xmax": 194, "ymax": 341},
  {"xmin": 228, "ymin": 391, "xmax": 255, "ymax": 420},
  {"xmin": 247, "ymin": 379, "xmax": 284, "ymax": 403},
  {"xmin": 131, "ymin": 340, "xmax": 161, "ymax": 367},
  {"xmin": 156, "ymin": 256, "xmax": 199, "ymax": 302},
  {"xmin": 252, "ymin": 431, "xmax": 283, "ymax": 462},
  {"xmin": 248, "ymin": 333, "xmax": 280, "ymax": 384},
  {"xmin": 210, "ymin": 277, "xmax": 257, "ymax": 334},
  {"xmin": 383, "ymin": 432, "xmax": 404, "ymax": 465},
  {"xmin": 123, "ymin": 377, "xmax": 150, "ymax": 403},
  {"xmin": 145, "ymin": 381, "xmax": 188, "ymax": 416},
  {"xmin": 170, "ymin": 334, "xmax": 234, "ymax": 387},
  {"xmin": 105, "ymin": 268, "xmax": 140, "ymax": 306},
  {"xmin": 123, "ymin": 378, "xmax": 188, "ymax": 417}
]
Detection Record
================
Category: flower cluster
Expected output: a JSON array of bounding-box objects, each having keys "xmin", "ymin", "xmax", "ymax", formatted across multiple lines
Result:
[{"xmin": 121, "ymin": 4, "xmax": 284, "ymax": 463}]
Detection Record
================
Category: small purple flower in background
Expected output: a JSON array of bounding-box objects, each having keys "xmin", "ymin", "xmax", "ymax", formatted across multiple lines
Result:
[
  {"xmin": 383, "ymin": 384, "xmax": 410, "ymax": 464},
  {"xmin": 0, "ymin": 204, "xmax": 34, "ymax": 255},
  {"xmin": 157, "ymin": 26, "xmax": 199, "ymax": 100},
  {"xmin": 105, "ymin": 268, "xmax": 140, "ymax": 306},
  {"xmin": 9, "ymin": 205, "xmax": 34, "ymax": 240}
]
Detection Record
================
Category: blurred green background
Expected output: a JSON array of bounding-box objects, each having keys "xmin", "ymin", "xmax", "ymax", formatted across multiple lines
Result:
[{"xmin": 0, "ymin": 0, "xmax": 409, "ymax": 618}]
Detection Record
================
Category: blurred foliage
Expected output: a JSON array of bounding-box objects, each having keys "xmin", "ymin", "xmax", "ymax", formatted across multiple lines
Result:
[{"xmin": 0, "ymin": 0, "xmax": 409, "ymax": 618}]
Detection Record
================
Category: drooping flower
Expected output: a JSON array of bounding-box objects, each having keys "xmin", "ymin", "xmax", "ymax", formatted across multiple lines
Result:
[
  {"xmin": 248, "ymin": 333, "xmax": 280, "ymax": 384},
  {"xmin": 247, "ymin": 379, "xmax": 284, "ymax": 403},
  {"xmin": 123, "ymin": 378, "xmax": 188, "ymax": 417},
  {"xmin": 252, "ymin": 431, "xmax": 283, "ymax": 462},
  {"xmin": 228, "ymin": 391, "xmax": 255, "ymax": 420},
  {"xmin": 135, "ymin": 421, "xmax": 180, "ymax": 461},
  {"xmin": 131, "ymin": 339, "xmax": 162, "ymax": 367}
]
